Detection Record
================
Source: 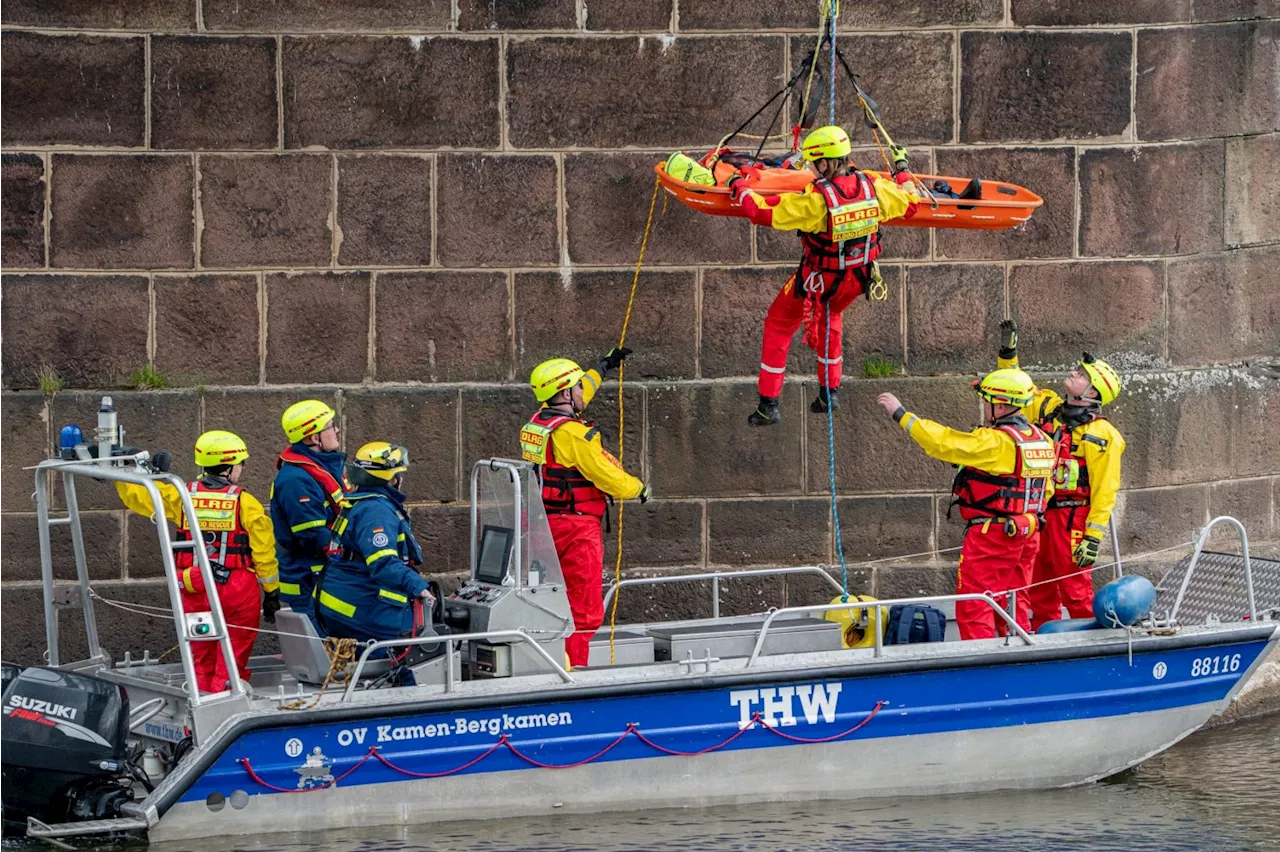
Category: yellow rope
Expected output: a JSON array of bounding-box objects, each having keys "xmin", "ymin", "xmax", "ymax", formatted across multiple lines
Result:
[
  {"xmin": 608, "ymin": 175, "xmax": 662, "ymax": 665},
  {"xmin": 279, "ymin": 637, "xmax": 359, "ymax": 711}
]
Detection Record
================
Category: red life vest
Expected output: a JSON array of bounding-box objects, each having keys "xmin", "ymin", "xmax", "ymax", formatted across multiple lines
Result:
[
  {"xmin": 275, "ymin": 447, "xmax": 349, "ymax": 514},
  {"xmin": 950, "ymin": 421, "xmax": 1055, "ymax": 522},
  {"xmin": 519, "ymin": 408, "xmax": 609, "ymax": 518},
  {"xmin": 1047, "ymin": 417, "xmax": 1111, "ymax": 509},
  {"xmin": 798, "ymin": 172, "xmax": 882, "ymax": 290},
  {"xmin": 175, "ymin": 480, "xmax": 253, "ymax": 583}
]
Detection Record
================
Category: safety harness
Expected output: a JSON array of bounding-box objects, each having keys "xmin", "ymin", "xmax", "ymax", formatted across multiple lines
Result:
[
  {"xmin": 1043, "ymin": 406, "xmax": 1111, "ymax": 510},
  {"xmin": 175, "ymin": 478, "xmax": 252, "ymax": 587},
  {"xmin": 520, "ymin": 407, "xmax": 610, "ymax": 518},
  {"xmin": 949, "ymin": 417, "xmax": 1055, "ymax": 523}
]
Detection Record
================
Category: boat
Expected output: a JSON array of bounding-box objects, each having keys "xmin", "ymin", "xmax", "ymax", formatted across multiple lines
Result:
[{"xmin": 2, "ymin": 428, "xmax": 1277, "ymax": 845}]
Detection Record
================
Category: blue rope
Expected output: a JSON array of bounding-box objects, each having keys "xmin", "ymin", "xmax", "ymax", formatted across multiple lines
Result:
[{"xmin": 823, "ymin": 1, "xmax": 848, "ymax": 601}]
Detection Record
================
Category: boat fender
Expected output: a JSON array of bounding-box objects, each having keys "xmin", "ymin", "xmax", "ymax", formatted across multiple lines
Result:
[
  {"xmin": 823, "ymin": 595, "xmax": 886, "ymax": 648},
  {"xmin": 1093, "ymin": 575, "xmax": 1157, "ymax": 628},
  {"xmin": 1036, "ymin": 618, "xmax": 1103, "ymax": 634}
]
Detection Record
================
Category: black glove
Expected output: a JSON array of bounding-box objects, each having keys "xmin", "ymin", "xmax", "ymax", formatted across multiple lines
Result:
[
  {"xmin": 150, "ymin": 449, "xmax": 173, "ymax": 473},
  {"xmin": 638, "ymin": 483, "xmax": 652, "ymax": 504},
  {"xmin": 262, "ymin": 589, "xmax": 281, "ymax": 623},
  {"xmin": 599, "ymin": 346, "xmax": 631, "ymax": 374},
  {"xmin": 998, "ymin": 319, "xmax": 1018, "ymax": 359},
  {"xmin": 1073, "ymin": 535, "xmax": 1101, "ymax": 569}
]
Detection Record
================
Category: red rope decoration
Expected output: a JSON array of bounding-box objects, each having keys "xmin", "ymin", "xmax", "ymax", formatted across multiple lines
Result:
[
  {"xmin": 754, "ymin": 700, "xmax": 887, "ymax": 744},
  {"xmin": 372, "ymin": 739, "xmax": 505, "ymax": 778},
  {"xmin": 501, "ymin": 728, "xmax": 634, "ymax": 769},
  {"xmin": 627, "ymin": 718, "xmax": 757, "ymax": 757}
]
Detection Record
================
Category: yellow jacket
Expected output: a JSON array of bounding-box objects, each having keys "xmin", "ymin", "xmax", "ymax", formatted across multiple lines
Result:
[
  {"xmin": 895, "ymin": 411, "xmax": 1052, "ymax": 497},
  {"xmin": 997, "ymin": 353, "xmax": 1126, "ymax": 536},
  {"xmin": 116, "ymin": 481, "xmax": 280, "ymax": 592},
  {"xmin": 741, "ymin": 173, "xmax": 919, "ymax": 233},
  {"xmin": 545, "ymin": 368, "xmax": 644, "ymax": 500}
]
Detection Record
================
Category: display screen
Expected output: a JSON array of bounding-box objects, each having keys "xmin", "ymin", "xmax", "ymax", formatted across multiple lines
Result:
[{"xmin": 476, "ymin": 525, "xmax": 514, "ymax": 586}]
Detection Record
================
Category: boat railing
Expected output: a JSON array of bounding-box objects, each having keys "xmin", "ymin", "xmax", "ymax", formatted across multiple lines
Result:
[
  {"xmin": 745, "ymin": 593, "xmax": 1035, "ymax": 666},
  {"xmin": 602, "ymin": 566, "xmax": 846, "ymax": 620},
  {"xmin": 341, "ymin": 628, "xmax": 575, "ymax": 701},
  {"xmin": 1170, "ymin": 516, "xmax": 1256, "ymax": 624}
]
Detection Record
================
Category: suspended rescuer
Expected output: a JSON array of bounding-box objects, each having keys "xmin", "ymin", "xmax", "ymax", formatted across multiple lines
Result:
[
  {"xmin": 272, "ymin": 400, "xmax": 350, "ymax": 624},
  {"xmin": 727, "ymin": 125, "xmax": 919, "ymax": 425},
  {"xmin": 521, "ymin": 349, "xmax": 650, "ymax": 668},
  {"xmin": 116, "ymin": 431, "xmax": 279, "ymax": 692},
  {"xmin": 876, "ymin": 370, "xmax": 1056, "ymax": 640},
  {"xmin": 313, "ymin": 442, "xmax": 434, "ymax": 645},
  {"xmin": 995, "ymin": 320, "xmax": 1126, "ymax": 628}
]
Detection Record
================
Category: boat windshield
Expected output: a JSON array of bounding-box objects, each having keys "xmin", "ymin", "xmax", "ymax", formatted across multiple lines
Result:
[{"xmin": 473, "ymin": 462, "xmax": 563, "ymax": 587}]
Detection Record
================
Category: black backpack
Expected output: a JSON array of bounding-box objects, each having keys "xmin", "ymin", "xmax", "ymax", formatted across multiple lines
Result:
[{"xmin": 884, "ymin": 604, "xmax": 947, "ymax": 645}]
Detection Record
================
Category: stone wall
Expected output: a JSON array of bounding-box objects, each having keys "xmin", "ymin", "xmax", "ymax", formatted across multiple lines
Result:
[{"xmin": 2, "ymin": 1, "xmax": 1277, "ymax": 665}]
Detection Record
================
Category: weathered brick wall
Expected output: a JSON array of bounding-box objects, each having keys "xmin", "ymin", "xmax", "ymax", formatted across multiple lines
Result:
[{"xmin": 2, "ymin": 1, "xmax": 1277, "ymax": 664}]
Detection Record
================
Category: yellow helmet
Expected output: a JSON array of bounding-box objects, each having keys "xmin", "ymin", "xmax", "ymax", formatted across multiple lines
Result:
[
  {"xmin": 800, "ymin": 125, "xmax": 852, "ymax": 162},
  {"xmin": 350, "ymin": 441, "xmax": 409, "ymax": 484},
  {"xmin": 975, "ymin": 368, "xmax": 1036, "ymax": 408},
  {"xmin": 1079, "ymin": 353, "xmax": 1121, "ymax": 406},
  {"xmin": 282, "ymin": 399, "xmax": 335, "ymax": 444},
  {"xmin": 193, "ymin": 430, "xmax": 249, "ymax": 468},
  {"xmin": 530, "ymin": 358, "xmax": 585, "ymax": 403}
]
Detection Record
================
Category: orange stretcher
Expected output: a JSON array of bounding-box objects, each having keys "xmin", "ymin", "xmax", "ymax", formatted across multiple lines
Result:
[{"xmin": 654, "ymin": 157, "xmax": 1044, "ymax": 231}]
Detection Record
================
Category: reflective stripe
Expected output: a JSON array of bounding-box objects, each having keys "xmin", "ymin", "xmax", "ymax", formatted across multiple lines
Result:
[
  {"xmin": 365, "ymin": 548, "xmax": 399, "ymax": 565},
  {"xmin": 310, "ymin": 563, "xmax": 325, "ymax": 573},
  {"xmin": 279, "ymin": 581, "xmax": 302, "ymax": 595},
  {"xmin": 259, "ymin": 573, "xmax": 279, "ymax": 584},
  {"xmin": 582, "ymin": 372, "xmax": 599, "ymax": 393},
  {"xmin": 1087, "ymin": 521, "xmax": 1107, "ymax": 534},
  {"xmin": 378, "ymin": 589, "xmax": 408, "ymax": 603},
  {"xmin": 397, "ymin": 533, "xmax": 406, "ymax": 542},
  {"xmin": 903, "ymin": 415, "xmax": 919, "ymax": 433},
  {"xmin": 816, "ymin": 355, "xmax": 843, "ymax": 365},
  {"xmin": 182, "ymin": 568, "xmax": 196, "ymax": 594},
  {"xmin": 317, "ymin": 590, "xmax": 356, "ymax": 618},
  {"xmin": 759, "ymin": 362, "xmax": 787, "ymax": 374},
  {"xmin": 290, "ymin": 519, "xmax": 327, "ymax": 533}
]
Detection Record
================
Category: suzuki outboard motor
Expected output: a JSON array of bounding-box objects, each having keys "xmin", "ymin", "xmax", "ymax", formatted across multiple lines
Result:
[{"xmin": 1, "ymin": 667, "xmax": 132, "ymax": 834}]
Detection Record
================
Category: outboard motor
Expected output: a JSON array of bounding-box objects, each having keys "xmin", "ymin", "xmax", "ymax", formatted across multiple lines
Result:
[{"xmin": 1, "ymin": 667, "xmax": 133, "ymax": 834}]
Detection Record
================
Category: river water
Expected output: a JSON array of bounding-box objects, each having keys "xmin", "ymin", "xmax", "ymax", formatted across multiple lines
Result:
[{"xmin": 137, "ymin": 713, "xmax": 1279, "ymax": 852}]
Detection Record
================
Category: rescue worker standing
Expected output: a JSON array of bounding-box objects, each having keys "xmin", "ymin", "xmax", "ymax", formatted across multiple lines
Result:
[
  {"xmin": 876, "ymin": 370, "xmax": 1056, "ymax": 640},
  {"xmin": 728, "ymin": 125, "xmax": 919, "ymax": 425},
  {"xmin": 116, "ymin": 431, "xmax": 279, "ymax": 692},
  {"xmin": 272, "ymin": 400, "xmax": 350, "ymax": 622},
  {"xmin": 314, "ymin": 442, "xmax": 433, "ymax": 644},
  {"xmin": 994, "ymin": 320, "xmax": 1126, "ymax": 628},
  {"xmin": 521, "ymin": 349, "xmax": 649, "ymax": 668}
]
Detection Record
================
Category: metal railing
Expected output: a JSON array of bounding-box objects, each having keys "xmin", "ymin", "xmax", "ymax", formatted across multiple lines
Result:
[
  {"xmin": 341, "ymin": 628, "xmax": 574, "ymax": 701},
  {"xmin": 602, "ymin": 566, "xmax": 846, "ymax": 620},
  {"xmin": 745, "ymin": 593, "xmax": 1035, "ymax": 667},
  {"xmin": 1170, "ymin": 516, "xmax": 1256, "ymax": 624}
]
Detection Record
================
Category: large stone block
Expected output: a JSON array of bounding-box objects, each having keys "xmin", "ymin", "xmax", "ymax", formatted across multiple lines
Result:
[
  {"xmin": 1136, "ymin": 22, "xmax": 1279, "ymax": 141},
  {"xmin": 515, "ymin": 271, "xmax": 696, "ymax": 380},
  {"xmin": 126, "ymin": 510, "xmax": 176, "ymax": 579},
  {"xmin": 1114, "ymin": 485, "xmax": 1209, "ymax": 554},
  {"xmin": 458, "ymin": 387, "xmax": 529, "ymax": 470},
  {"xmin": 337, "ymin": 155, "xmax": 432, "ymax": 267},
  {"xmin": 1079, "ymin": 143, "xmax": 1224, "ymax": 257},
  {"xmin": 836, "ymin": 0, "xmax": 1003, "ymax": 27},
  {"xmin": 199, "ymin": 155, "xmax": 332, "ymax": 268},
  {"xmin": 678, "ymin": 1, "xmax": 815, "ymax": 28},
  {"xmin": 1, "ymin": 586, "xmax": 83, "ymax": 667},
  {"xmin": 204, "ymin": 0, "xmax": 451, "ymax": 31},
  {"xmin": 407, "ymin": 504, "xmax": 471, "ymax": 576},
  {"xmin": 707, "ymin": 498, "xmax": 830, "ymax": 567},
  {"xmin": 51, "ymin": 155, "xmax": 194, "ymax": 270},
  {"xmin": 342, "ymin": 388, "xmax": 459, "ymax": 503},
  {"xmin": 283, "ymin": 37, "xmax": 500, "ymax": 149},
  {"xmin": 1233, "ymin": 372, "xmax": 1280, "ymax": 478},
  {"xmin": 1225, "ymin": 134, "xmax": 1280, "ymax": 247},
  {"xmin": 0, "ymin": 511, "xmax": 123, "ymax": 582},
  {"xmin": 2, "ymin": 1, "xmax": 196, "ymax": 28},
  {"xmin": 564, "ymin": 153, "xmax": 751, "ymax": 266},
  {"xmin": 458, "ymin": 0, "xmax": 574, "ymax": 29},
  {"xmin": 584, "ymin": 0, "xmax": 672, "ymax": 30},
  {"xmin": 1, "ymin": 276, "xmax": 148, "ymax": 390},
  {"xmin": 437, "ymin": 155, "xmax": 558, "ymax": 267},
  {"xmin": 154, "ymin": 275, "xmax": 261, "ymax": 386},
  {"xmin": 151, "ymin": 36, "xmax": 278, "ymax": 151},
  {"xmin": 1, "ymin": 393, "xmax": 47, "ymax": 510},
  {"xmin": 934, "ymin": 494, "xmax": 967, "ymax": 555},
  {"xmin": 1, "ymin": 32, "xmax": 144, "ymax": 148},
  {"xmin": 787, "ymin": 33, "xmax": 954, "ymax": 146},
  {"xmin": 934, "ymin": 148, "xmax": 1075, "ymax": 261},
  {"xmin": 960, "ymin": 31, "xmax": 1131, "ymax": 143},
  {"xmin": 806, "ymin": 376, "xmax": 980, "ymax": 494},
  {"xmin": 1209, "ymin": 478, "xmax": 1273, "ymax": 543},
  {"xmin": 1168, "ymin": 246, "xmax": 1280, "ymax": 365},
  {"xmin": 905, "ymin": 264, "xmax": 1004, "ymax": 375},
  {"xmin": 1013, "ymin": 0, "xmax": 1190, "ymax": 24},
  {"xmin": 375, "ymin": 272, "xmax": 509, "ymax": 383},
  {"xmin": 507, "ymin": 36, "xmax": 783, "ymax": 149},
  {"xmin": 1193, "ymin": 1, "xmax": 1276, "ymax": 21},
  {"xmin": 609, "ymin": 567, "xmax": 713, "ymax": 623},
  {"xmin": 873, "ymin": 563, "xmax": 956, "ymax": 601},
  {"xmin": 835, "ymin": 495, "xmax": 935, "ymax": 561},
  {"xmin": 650, "ymin": 382, "xmax": 805, "ymax": 498},
  {"xmin": 1009, "ymin": 261, "xmax": 1166, "ymax": 370},
  {"xmin": 267, "ymin": 273, "xmax": 369, "ymax": 384},
  {"xmin": 604, "ymin": 500, "xmax": 703, "ymax": 570},
  {"xmin": 1, "ymin": 154, "xmax": 44, "ymax": 269}
]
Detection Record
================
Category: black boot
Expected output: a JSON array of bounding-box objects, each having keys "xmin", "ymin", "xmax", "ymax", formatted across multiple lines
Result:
[
  {"xmin": 747, "ymin": 395, "xmax": 781, "ymax": 427},
  {"xmin": 810, "ymin": 386, "xmax": 839, "ymax": 414}
]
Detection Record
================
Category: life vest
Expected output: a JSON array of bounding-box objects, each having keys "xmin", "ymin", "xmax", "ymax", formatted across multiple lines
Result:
[
  {"xmin": 520, "ymin": 408, "xmax": 609, "ymax": 518},
  {"xmin": 275, "ymin": 447, "xmax": 349, "ymax": 514},
  {"xmin": 329, "ymin": 492, "xmax": 424, "ymax": 569},
  {"xmin": 798, "ymin": 172, "xmax": 882, "ymax": 288},
  {"xmin": 1048, "ymin": 417, "xmax": 1111, "ymax": 509},
  {"xmin": 950, "ymin": 421, "xmax": 1055, "ymax": 521},
  {"xmin": 175, "ymin": 480, "xmax": 252, "ymax": 584}
]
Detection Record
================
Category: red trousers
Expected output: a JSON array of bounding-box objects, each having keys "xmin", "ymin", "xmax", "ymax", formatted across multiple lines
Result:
[
  {"xmin": 955, "ymin": 520, "xmax": 1040, "ymax": 640},
  {"xmin": 548, "ymin": 513, "xmax": 605, "ymax": 667},
  {"xmin": 757, "ymin": 269, "xmax": 867, "ymax": 398},
  {"xmin": 181, "ymin": 568, "xmax": 260, "ymax": 693},
  {"xmin": 1028, "ymin": 506, "xmax": 1094, "ymax": 630}
]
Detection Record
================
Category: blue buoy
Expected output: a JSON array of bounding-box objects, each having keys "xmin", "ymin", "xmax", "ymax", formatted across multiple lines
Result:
[
  {"xmin": 1093, "ymin": 575, "xmax": 1157, "ymax": 628},
  {"xmin": 1036, "ymin": 618, "xmax": 1102, "ymax": 634}
]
